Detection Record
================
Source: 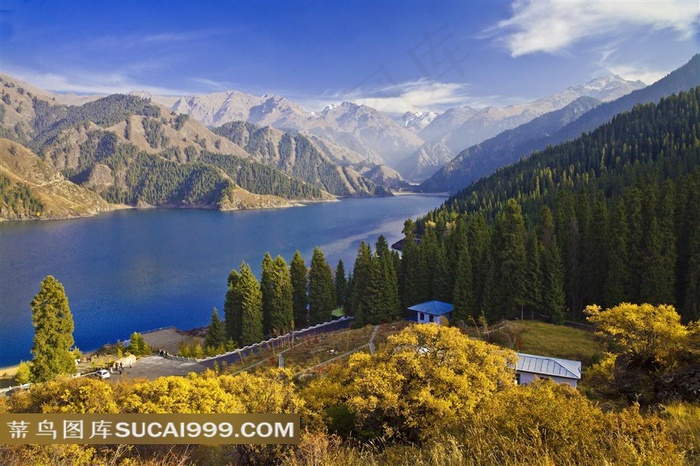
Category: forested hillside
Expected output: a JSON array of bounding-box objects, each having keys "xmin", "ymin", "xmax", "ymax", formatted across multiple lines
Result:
[
  {"xmin": 416, "ymin": 88, "xmax": 699, "ymax": 321},
  {"xmin": 0, "ymin": 81, "xmax": 343, "ymax": 215},
  {"xmin": 421, "ymin": 54, "xmax": 700, "ymax": 194},
  {"xmin": 0, "ymin": 139, "xmax": 113, "ymax": 219},
  {"xmin": 213, "ymin": 121, "xmax": 388, "ymax": 197},
  {"xmin": 417, "ymin": 96, "xmax": 601, "ymax": 192}
]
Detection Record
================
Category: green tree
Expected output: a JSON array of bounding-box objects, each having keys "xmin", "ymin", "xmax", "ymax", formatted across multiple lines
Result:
[
  {"xmin": 351, "ymin": 241, "xmax": 373, "ymax": 324},
  {"xmin": 30, "ymin": 276, "xmax": 76, "ymax": 382},
  {"xmin": 452, "ymin": 240, "xmax": 474, "ymax": 324},
  {"xmin": 399, "ymin": 219, "xmax": 422, "ymax": 308},
  {"xmin": 127, "ymin": 332, "xmax": 151, "ymax": 356},
  {"xmin": 335, "ymin": 259, "xmax": 348, "ymax": 310},
  {"xmin": 269, "ymin": 255, "xmax": 294, "ymax": 335},
  {"xmin": 237, "ymin": 262, "xmax": 263, "ymax": 346},
  {"xmin": 14, "ymin": 361, "xmax": 32, "ymax": 384},
  {"xmin": 290, "ymin": 251, "xmax": 308, "ymax": 328},
  {"xmin": 603, "ymin": 201, "xmax": 630, "ymax": 307},
  {"xmin": 308, "ymin": 247, "xmax": 335, "ymax": 325},
  {"xmin": 260, "ymin": 252, "xmax": 276, "ymax": 335},
  {"xmin": 375, "ymin": 235, "xmax": 400, "ymax": 321},
  {"xmin": 204, "ymin": 308, "xmax": 226, "ymax": 351},
  {"xmin": 524, "ymin": 233, "xmax": 543, "ymax": 319},
  {"xmin": 224, "ymin": 269, "xmax": 241, "ymax": 343},
  {"xmin": 541, "ymin": 240, "xmax": 566, "ymax": 324},
  {"xmin": 493, "ymin": 200, "xmax": 527, "ymax": 321},
  {"xmin": 538, "ymin": 206, "xmax": 566, "ymax": 323}
]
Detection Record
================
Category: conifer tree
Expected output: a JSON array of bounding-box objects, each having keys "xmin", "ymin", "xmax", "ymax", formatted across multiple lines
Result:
[
  {"xmin": 127, "ymin": 332, "xmax": 150, "ymax": 356},
  {"xmin": 30, "ymin": 276, "xmax": 76, "ymax": 382},
  {"xmin": 308, "ymin": 247, "xmax": 335, "ymax": 325},
  {"xmin": 496, "ymin": 199, "xmax": 527, "ymax": 320},
  {"xmin": 584, "ymin": 200, "xmax": 609, "ymax": 307},
  {"xmin": 351, "ymin": 241, "xmax": 373, "ymax": 322},
  {"xmin": 365, "ymin": 235, "xmax": 401, "ymax": 323},
  {"xmin": 524, "ymin": 233, "xmax": 543, "ymax": 319},
  {"xmin": 452, "ymin": 241, "xmax": 474, "ymax": 324},
  {"xmin": 204, "ymin": 308, "xmax": 226, "ymax": 351},
  {"xmin": 260, "ymin": 252, "xmax": 276, "ymax": 335},
  {"xmin": 446, "ymin": 217, "xmax": 469, "ymax": 293},
  {"xmin": 335, "ymin": 259, "xmax": 348, "ymax": 310},
  {"xmin": 656, "ymin": 182, "xmax": 677, "ymax": 304},
  {"xmin": 270, "ymin": 255, "xmax": 294, "ymax": 334},
  {"xmin": 432, "ymin": 242, "xmax": 451, "ymax": 301},
  {"xmin": 418, "ymin": 225, "xmax": 439, "ymax": 302},
  {"xmin": 224, "ymin": 269, "xmax": 241, "ymax": 343},
  {"xmin": 604, "ymin": 201, "xmax": 630, "ymax": 307},
  {"xmin": 538, "ymin": 206, "xmax": 566, "ymax": 323},
  {"xmin": 542, "ymin": 241, "xmax": 566, "ymax": 324},
  {"xmin": 237, "ymin": 262, "xmax": 263, "ymax": 346},
  {"xmin": 290, "ymin": 251, "xmax": 308, "ymax": 328},
  {"xmin": 399, "ymin": 220, "xmax": 421, "ymax": 308},
  {"xmin": 467, "ymin": 213, "xmax": 490, "ymax": 313}
]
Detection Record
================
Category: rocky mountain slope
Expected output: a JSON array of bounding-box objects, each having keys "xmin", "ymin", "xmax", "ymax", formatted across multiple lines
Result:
[
  {"xmin": 212, "ymin": 121, "xmax": 391, "ymax": 197},
  {"xmin": 0, "ymin": 79, "xmax": 340, "ymax": 216},
  {"xmin": 403, "ymin": 75, "xmax": 646, "ymax": 181},
  {"xmin": 0, "ymin": 138, "xmax": 116, "ymax": 220}
]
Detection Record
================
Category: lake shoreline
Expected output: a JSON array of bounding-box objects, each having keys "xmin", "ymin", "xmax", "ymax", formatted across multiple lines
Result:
[{"xmin": 0, "ymin": 194, "xmax": 447, "ymax": 367}]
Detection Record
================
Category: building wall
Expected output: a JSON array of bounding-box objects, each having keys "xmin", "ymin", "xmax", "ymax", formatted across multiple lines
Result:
[
  {"xmin": 414, "ymin": 312, "xmax": 450, "ymax": 325},
  {"xmin": 517, "ymin": 371, "xmax": 578, "ymax": 388}
]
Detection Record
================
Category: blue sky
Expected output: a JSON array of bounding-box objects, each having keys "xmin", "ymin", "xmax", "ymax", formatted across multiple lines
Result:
[{"xmin": 1, "ymin": 1, "xmax": 698, "ymax": 114}]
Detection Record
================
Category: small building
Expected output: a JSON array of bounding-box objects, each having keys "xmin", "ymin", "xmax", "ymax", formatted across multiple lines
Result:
[
  {"xmin": 407, "ymin": 300, "xmax": 453, "ymax": 325},
  {"xmin": 515, "ymin": 353, "xmax": 581, "ymax": 388}
]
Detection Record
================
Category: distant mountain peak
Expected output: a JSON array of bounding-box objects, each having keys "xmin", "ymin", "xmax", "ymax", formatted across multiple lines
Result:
[{"xmin": 565, "ymin": 75, "xmax": 647, "ymax": 102}]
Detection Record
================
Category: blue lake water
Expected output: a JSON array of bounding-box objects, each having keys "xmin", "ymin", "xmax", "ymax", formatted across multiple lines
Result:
[{"xmin": 0, "ymin": 195, "xmax": 444, "ymax": 367}]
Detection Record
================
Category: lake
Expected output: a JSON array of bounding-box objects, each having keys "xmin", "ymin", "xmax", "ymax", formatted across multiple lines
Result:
[{"xmin": 0, "ymin": 195, "xmax": 444, "ymax": 367}]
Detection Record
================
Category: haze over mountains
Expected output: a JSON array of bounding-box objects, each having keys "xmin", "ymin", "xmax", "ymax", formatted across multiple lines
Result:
[{"xmin": 141, "ymin": 74, "xmax": 644, "ymax": 182}]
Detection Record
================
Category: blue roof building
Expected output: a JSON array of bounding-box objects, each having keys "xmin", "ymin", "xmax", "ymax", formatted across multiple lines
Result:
[{"xmin": 407, "ymin": 300, "xmax": 453, "ymax": 325}]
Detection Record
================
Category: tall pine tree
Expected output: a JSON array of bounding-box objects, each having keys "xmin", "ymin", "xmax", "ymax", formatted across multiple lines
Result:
[
  {"xmin": 30, "ymin": 276, "xmax": 76, "ymax": 382},
  {"xmin": 335, "ymin": 259, "xmax": 348, "ymax": 310},
  {"xmin": 308, "ymin": 247, "xmax": 335, "ymax": 325},
  {"xmin": 204, "ymin": 308, "xmax": 226, "ymax": 351},
  {"xmin": 452, "ymin": 241, "xmax": 474, "ymax": 324},
  {"xmin": 237, "ymin": 262, "xmax": 263, "ymax": 346},
  {"xmin": 290, "ymin": 251, "xmax": 308, "ymax": 328},
  {"xmin": 224, "ymin": 269, "xmax": 241, "ymax": 344},
  {"xmin": 495, "ymin": 199, "xmax": 527, "ymax": 320},
  {"xmin": 270, "ymin": 255, "xmax": 294, "ymax": 334},
  {"xmin": 260, "ymin": 252, "xmax": 276, "ymax": 335}
]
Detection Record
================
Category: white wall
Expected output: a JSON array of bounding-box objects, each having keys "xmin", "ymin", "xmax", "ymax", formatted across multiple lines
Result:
[{"xmin": 517, "ymin": 371, "xmax": 577, "ymax": 388}]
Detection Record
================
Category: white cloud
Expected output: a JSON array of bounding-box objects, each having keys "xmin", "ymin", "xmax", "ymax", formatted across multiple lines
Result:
[
  {"xmin": 2, "ymin": 66, "xmax": 193, "ymax": 96},
  {"xmin": 492, "ymin": 0, "xmax": 699, "ymax": 57},
  {"xmin": 605, "ymin": 63, "xmax": 666, "ymax": 85},
  {"xmin": 293, "ymin": 79, "xmax": 507, "ymax": 115}
]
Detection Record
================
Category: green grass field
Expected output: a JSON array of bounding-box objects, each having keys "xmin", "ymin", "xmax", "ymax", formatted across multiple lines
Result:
[{"xmin": 502, "ymin": 320, "xmax": 603, "ymax": 365}]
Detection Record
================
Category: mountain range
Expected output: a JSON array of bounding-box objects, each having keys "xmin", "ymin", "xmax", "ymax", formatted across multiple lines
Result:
[
  {"xmin": 420, "ymin": 54, "xmax": 700, "ymax": 193},
  {"xmin": 145, "ymin": 75, "xmax": 645, "ymax": 182},
  {"xmin": 1, "ymin": 54, "xmax": 698, "ymax": 220}
]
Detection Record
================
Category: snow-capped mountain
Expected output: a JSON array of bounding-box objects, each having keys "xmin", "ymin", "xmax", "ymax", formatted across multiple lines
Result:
[
  {"xmin": 148, "ymin": 74, "xmax": 644, "ymax": 181},
  {"xmin": 402, "ymin": 75, "xmax": 646, "ymax": 181},
  {"xmin": 398, "ymin": 111, "xmax": 438, "ymax": 133}
]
